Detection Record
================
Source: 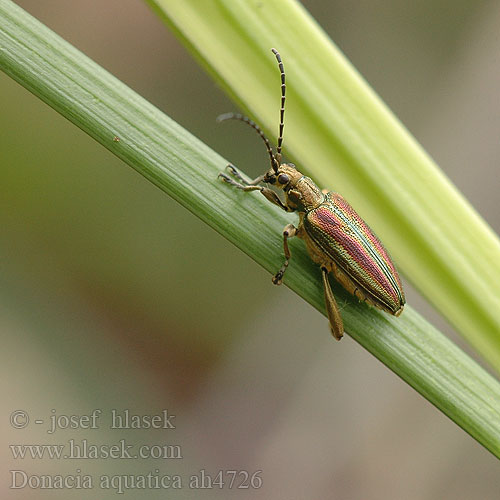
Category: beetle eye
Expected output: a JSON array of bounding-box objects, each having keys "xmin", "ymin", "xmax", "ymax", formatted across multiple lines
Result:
[{"xmin": 278, "ymin": 173, "xmax": 289, "ymax": 185}]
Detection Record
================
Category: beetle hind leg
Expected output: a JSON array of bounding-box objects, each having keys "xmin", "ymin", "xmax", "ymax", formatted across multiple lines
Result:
[
  {"xmin": 272, "ymin": 224, "xmax": 297, "ymax": 285},
  {"xmin": 321, "ymin": 267, "xmax": 344, "ymax": 340}
]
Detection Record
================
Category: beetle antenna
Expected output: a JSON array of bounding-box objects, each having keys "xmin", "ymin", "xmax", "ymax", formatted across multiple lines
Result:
[
  {"xmin": 217, "ymin": 112, "xmax": 279, "ymax": 172},
  {"xmin": 271, "ymin": 48, "xmax": 285, "ymax": 165}
]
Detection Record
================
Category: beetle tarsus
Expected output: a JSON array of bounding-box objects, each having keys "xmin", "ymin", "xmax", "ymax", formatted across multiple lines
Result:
[
  {"xmin": 272, "ymin": 263, "xmax": 288, "ymax": 285},
  {"xmin": 225, "ymin": 163, "xmax": 249, "ymax": 184},
  {"xmin": 219, "ymin": 170, "xmax": 263, "ymax": 192},
  {"xmin": 221, "ymin": 164, "xmax": 265, "ymax": 188}
]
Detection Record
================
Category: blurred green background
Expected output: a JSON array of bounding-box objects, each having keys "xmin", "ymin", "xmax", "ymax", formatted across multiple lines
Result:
[{"xmin": 2, "ymin": 1, "xmax": 500, "ymax": 498}]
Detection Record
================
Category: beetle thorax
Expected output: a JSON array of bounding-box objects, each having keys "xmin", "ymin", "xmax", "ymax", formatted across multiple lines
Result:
[{"xmin": 284, "ymin": 173, "xmax": 324, "ymax": 212}]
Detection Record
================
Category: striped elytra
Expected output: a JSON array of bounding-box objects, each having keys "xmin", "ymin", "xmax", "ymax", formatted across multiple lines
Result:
[{"xmin": 304, "ymin": 191, "xmax": 405, "ymax": 316}]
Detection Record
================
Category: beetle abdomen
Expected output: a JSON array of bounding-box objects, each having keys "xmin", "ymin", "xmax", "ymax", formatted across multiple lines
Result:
[{"xmin": 304, "ymin": 192, "xmax": 405, "ymax": 314}]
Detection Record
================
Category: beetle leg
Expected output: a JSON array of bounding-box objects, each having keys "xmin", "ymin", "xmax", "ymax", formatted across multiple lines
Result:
[
  {"xmin": 220, "ymin": 164, "xmax": 293, "ymax": 212},
  {"xmin": 219, "ymin": 170, "xmax": 264, "ymax": 192},
  {"xmin": 224, "ymin": 163, "xmax": 265, "ymax": 186},
  {"xmin": 321, "ymin": 267, "xmax": 344, "ymax": 340},
  {"xmin": 272, "ymin": 224, "xmax": 297, "ymax": 285},
  {"xmin": 221, "ymin": 173, "xmax": 292, "ymax": 211},
  {"xmin": 219, "ymin": 163, "xmax": 265, "ymax": 189},
  {"xmin": 260, "ymin": 188, "xmax": 293, "ymax": 212}
]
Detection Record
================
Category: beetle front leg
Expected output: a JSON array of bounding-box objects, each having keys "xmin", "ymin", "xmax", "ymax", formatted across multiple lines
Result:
[
  {"xmin": 272, "ymin": 224, "xmax": 297, "ymax": 285},
  {"xmin": 219, "ymin": 164, "xmax": 292, "ymax": 212},
  {"xmin": 321, "ymin": 267, "xmax": 344, "ymax": 340},
  {"xmin": 218, "ymin": 163, "xmax": 264, "ymax": 190},
  {"xmin": 260, "ymin": 188, "xmax": 293, "ymax": 212}
]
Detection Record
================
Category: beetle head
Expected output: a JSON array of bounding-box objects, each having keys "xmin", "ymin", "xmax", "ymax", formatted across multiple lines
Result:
[{"xmin": 263, "ymin": 163, "xmax": 300, "ymax": 190}]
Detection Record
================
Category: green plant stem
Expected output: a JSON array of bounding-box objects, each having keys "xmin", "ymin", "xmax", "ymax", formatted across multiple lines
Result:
[
  {"xmin": 1, "ymin": 0, "xmax": 500, "ymax": 457},
  {"xmin": 146, "ymin": 0, "xmax": 500, "ymax": 372}
]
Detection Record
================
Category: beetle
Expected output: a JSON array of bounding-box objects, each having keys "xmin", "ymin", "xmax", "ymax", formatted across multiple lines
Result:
[{"xmin": 218, "ymin": 48, "xmax": 405, "ymax": 339}]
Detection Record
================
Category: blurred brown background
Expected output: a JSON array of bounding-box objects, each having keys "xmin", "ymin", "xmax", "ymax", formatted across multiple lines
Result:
[{"xmin": 1, "ymin": 1, "xmax": 500, "ymax": 499}]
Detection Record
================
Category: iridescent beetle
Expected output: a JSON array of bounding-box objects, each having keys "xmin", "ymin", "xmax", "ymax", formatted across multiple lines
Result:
[{"xmin": 218, "ymin": 49, "xmax": 405, "ymax": 339}]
